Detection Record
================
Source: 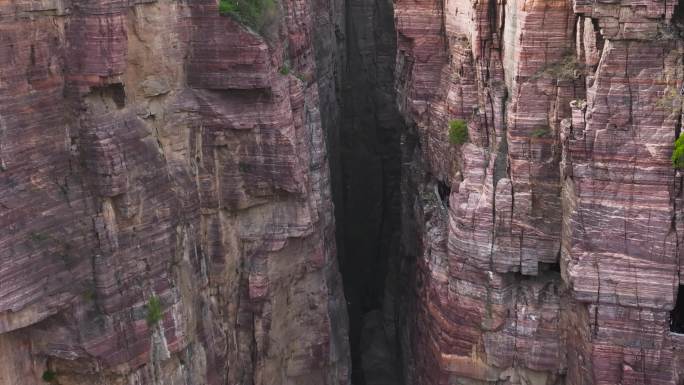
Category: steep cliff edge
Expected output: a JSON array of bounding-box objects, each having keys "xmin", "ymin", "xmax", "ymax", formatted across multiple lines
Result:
[
  {"xmin": 395, "ymin": 0, "xmax": 684, "ymax": 383},
  {"xmin": 0, "ymin": 1, "xmax": 349, "ymax": 384}
]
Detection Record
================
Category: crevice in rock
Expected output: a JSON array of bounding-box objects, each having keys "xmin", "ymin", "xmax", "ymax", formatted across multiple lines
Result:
[
  {"xmin": 436, "ymin": 180, "xmax": 451, "ymax": 208},
  {"xmin": 327, "ymin": 0, "xmax": 407, "ymax": 382},
  {"xmin": 671, "ymin": 285, "xmax": 684, "ymax": 333},
  {"xmin": 589, "ymin": 18, "xmax": 604, "ymax": 57},
  {"xmin": 539, "ymin": 261, "xmax": 561, "ymax": 273},
  {"xmin": 86, "ymin": 83, "xmax": 126, "ymax": 110},
  {"xmin": 673, "ymin": 0, "xmax": 684, "ymax": 26}
]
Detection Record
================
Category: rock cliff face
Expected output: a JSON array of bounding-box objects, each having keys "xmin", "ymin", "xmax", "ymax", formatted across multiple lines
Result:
[
  {"xmin": 395, "ymin": 0, "xmax": 684, "ymax": 383},
  {"xmin": 0, "ymin": 1, "xmax": 349, "ymax": 384},
  {"xmin": 3, "ymin": 0, "xmax": 684, "ymax": 384}
]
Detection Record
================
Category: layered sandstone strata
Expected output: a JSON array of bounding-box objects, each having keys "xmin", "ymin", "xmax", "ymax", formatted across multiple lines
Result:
[
  {"xmin": 3, "ymin": 0, "xmax": 684, "ymax": 383},
  {"xmin": 0, "ymin": 1, "xmax": 349, "ymax": 384},
  {"xmin": 395, "ymin": 0, "xmax": 684, "ymax": 383}
]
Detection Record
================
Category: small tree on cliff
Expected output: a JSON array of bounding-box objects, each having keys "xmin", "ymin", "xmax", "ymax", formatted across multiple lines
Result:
[
  {"xmin": 672, "ymin": 134, "xmax": 684, "ymax": 169},
  {"xmin": 448, "ymin": 119, "xmax": 468, "ymax": 145},
  {"xmin": 42, "ymin": 370, "xmax": 57, "ymax": 383},
  {"xmin": 146, "ymin": 296, "xmax": 163, "ymax": 326}
]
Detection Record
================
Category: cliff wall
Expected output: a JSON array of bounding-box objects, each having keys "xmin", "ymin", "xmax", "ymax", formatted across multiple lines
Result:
[
  {"xmin": 395, "ymin": 0, "xmax": 684, "ymax": 383},
  {"xmin": 3, "ymin": 0, "xmax": 684, "ymax": 384},
  {"xmin": 0, "ymin": 1, "xmax": 350, "ymax": 384}
]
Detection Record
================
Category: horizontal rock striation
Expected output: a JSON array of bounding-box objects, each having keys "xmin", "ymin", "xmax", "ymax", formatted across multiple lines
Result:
[
  {"xmin": 0, "ymin": 1, "xmax": 349, "ymax": 384},
  {"xmin": 395, "ymin": 0, "xmax": 684, "ymax": 383}
]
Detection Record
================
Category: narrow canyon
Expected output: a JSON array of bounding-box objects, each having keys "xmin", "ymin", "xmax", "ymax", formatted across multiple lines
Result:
[{"xmin": 1, "ymin": 0, "xmax": 684, "ymax": 384}]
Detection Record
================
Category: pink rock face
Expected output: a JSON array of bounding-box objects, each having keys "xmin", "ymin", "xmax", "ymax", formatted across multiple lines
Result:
[
  {"xmin": 396, "ymin": 0, "xmax": 684, "ymax": 383},
  {"xmin": 0, "ymin": 1, "xmax": 349, "ymax": 384},
  {"xmin": 2, "ymin": 0, "xmax": 683, "ymax": 383}
]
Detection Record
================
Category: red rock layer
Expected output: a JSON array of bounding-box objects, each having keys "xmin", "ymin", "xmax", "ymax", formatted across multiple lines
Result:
[
  {"xmin": 395, "ymin": 0, "xmax": 684, "ymax": 383},
  {"xmin": 0, "ymin": 1, "xmax": 349, "ymax": 384}
]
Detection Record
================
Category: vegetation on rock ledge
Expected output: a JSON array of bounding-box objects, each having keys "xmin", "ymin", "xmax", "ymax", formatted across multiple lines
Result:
[
  {"xmin": 146, "ymin": 296, "xmax": 163, "ymax": 326},
  {"xmin": 531, "ymin": 127, "xmax": 550, "ymax": 138},
  {"xmin": 219, "ymin": 0, "xmax": 278, "ymax": 36},
  {"xmin": 448, "ymin": 119, "xmax": 468, "ymax": 145},
  {"xmin": 42, "ymin": 370, "xmax": 56, "ymax": 383},
  {"xmin": 657, "ymin": 86, "xmax": 684, "ymax": 114},
  {"xmin": 672, "ymin": 134, "xmax": 684, "ymax": 169},
  {"xmin": 532, "ymin": 52, "xmax": 583, "ymax": 81}
]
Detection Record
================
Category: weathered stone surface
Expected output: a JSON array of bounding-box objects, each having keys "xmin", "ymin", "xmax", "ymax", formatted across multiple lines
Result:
[
  {"xmin": 3, "ymin": 0, "xmax": 684, "ymax": 383},
  {"xmin": 0, "ymin": 1, "xmax": 349, "ymax": 384},
  {"xmin": 561, "ymin": 28, "xmax": 682, "ymax": 385},
  {"xmin": 395, "ymin": 0, "xmax": 684, "ymax": 383}
]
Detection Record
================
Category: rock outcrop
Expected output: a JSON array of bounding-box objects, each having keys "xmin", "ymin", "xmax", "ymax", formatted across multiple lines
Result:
[
  {"xmin": 0, "ymin": 1, "xmax": 349, "ymax": 384},
  {"xmin": 395, "ymin": 0, "xmax": 684, "ymax": 383}
]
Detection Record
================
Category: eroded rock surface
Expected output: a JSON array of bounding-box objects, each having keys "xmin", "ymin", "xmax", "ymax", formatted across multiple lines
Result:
[
  {"xmin": 3, "ymin": 0, "xmax": 684, "ymax": 383},
  {"xmin": 395, "ymin": 0, "xmax": 684, "ymax": 383},
  {"xmin": 0, "ymin": 1, "xmax": 349, "ymax": 384}
]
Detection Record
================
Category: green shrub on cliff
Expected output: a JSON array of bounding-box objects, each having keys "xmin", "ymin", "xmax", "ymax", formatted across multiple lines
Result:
[
  {"xmin": 531, "ymin": 127, "xmax": 550, "ymax": 138},
  {"xmin": 219, "ymin": 0, "xmax": 278, "ymax": 36},
  {"xmin": 532, "ymin": 52, "xmax": 583, "ymax": 81},
  {"xmin": 657, "ymin": 86, "xmax": 684, "ymax": 114},
  {"xmin": 219, "ymin": 0, "xmax": 237, "ymax": 13},
  {"xmin": 672, "ymin": 135, "xmax": 684, "ymax": 169},
  {"xmin": 42, "ymin": 370, "xmax": 56, "ymax": 383},
  {"xmin": 146, "ymin": 296, "xmax": 163, "ymax": 326},
  {"xmin": 448, "ymin": 119, "xmax": 468, "ymax": 145}
]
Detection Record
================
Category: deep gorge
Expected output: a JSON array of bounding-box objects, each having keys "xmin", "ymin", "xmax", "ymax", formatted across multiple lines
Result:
[
  {"xmin": 330, "ymin": 0, "xmax": 404, "ymax": 381},
  {"xmin": 2, "ymin": 0, "xmax": 684, "ymax": 384}
]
